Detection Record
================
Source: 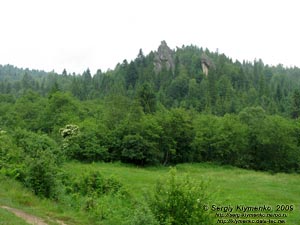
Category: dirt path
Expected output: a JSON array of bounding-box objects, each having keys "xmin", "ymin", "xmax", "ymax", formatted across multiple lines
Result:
[{"xmin": 0, "ymin": 205, "xmax": 67, "ymax": 225}]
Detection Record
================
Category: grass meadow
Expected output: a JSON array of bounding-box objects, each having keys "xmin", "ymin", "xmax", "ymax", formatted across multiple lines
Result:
[{"xmin": 0, "ymin": 162, "xmax": 299, "ymax": 224}]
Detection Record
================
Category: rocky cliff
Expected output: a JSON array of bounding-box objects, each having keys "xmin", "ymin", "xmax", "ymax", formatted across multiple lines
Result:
[{"xmin": 153, "ymin": 41, "xmax": 175, "ymax": 74}]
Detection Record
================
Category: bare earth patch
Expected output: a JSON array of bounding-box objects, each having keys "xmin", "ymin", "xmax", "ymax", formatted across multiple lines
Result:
[{"xmin": 0, "ymin": 206, "xmax": 67, "ymax": 225}]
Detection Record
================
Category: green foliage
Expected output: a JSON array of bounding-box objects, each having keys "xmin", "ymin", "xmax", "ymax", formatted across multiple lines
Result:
[
  {"xmin": 137, "ymin": 83, "xmax": 157, "ymax": 113},
  {"xmin": 291, "ymin": 89, "xmax": 300, "ymax": 119},
  {"xmin": 149, "ymin": 168, "xmax": 212, "ymax": 225},
  {"xmin": 193, "ymin": 114, "xmax": 249, "ymax": 166},
  {"xmin": 0, "ymin": 130, "xmax": 24, "ymax": 179},
  {"xmin": 1, "ymin": 129, "xmax": 60, "ymax": 199},
  {"xmin": 3, "ymin": 44, "xmax": 300, "ymax": 224},
  {"xmin": 1, "ymin": 162, "xmax": 300, "ymax": 225},
  {"xmin": 60, "ymin": 123, "xmax": 109, "ymax": 162},
  {"xmin": 131, "ymin": 203, "xmax": 159, "ymax": 225},
  {"xmin": 238, "ymin": 107, "xmax": 300, "ymax": 172},
  {"xmin": 0, "ymin": 207, "xmax": 31, "ymax": 225},
  {"xmin": 254, "ymin": 116, "xmax": 300, "ymax": 172},
  {"xmin": 42, "ymin": 92, "xmax": 81, "ymax": 134},
  {"xmin": 63, "ymin": 170, "xmax": 125, "ymax": 197},
  {"xmin": 13, "ymin": 128, "xmax": 60, "ymax": 160},
  {"xmin": 13, "ymin": 90, "xmax": 46, "ymax": 131},
  {"xmin": 121, "ymin": 134, "xmax": 150, "ymax": 165},
  {"xmin": 167, "ymin": 75, "xmax": 189, "ymax": 102},
  {"xmin": 125, "ymin": 61, "xmax": 138, "ymax": 89},
  {"xmin": 1, "ymin": 42, "xmax": 300, "ymax": 177},
  {"xmin": 24, "ymin": 150, "xmax": 59, "ymax": 198},
  {"xmin": 120, "ymin": 113, "xmax": 163, "ymax": 165},
  {"xmin": 157, "ymin": 109, "xmax": 195, "ymax": 165}
]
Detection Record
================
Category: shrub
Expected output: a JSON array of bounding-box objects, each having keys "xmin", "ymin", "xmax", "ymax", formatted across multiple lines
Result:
[
  {"xmin": 193, "ymin": 114, "xmax": 249, "ymax": 167},
  {"xmin": 60, "ymin": 124, "xmax": 109, "ymax": 162},
  {"xmin": 149, "ymin": 168, "xmax": 212, "ymax": 225},
  {"xmin": 64, "ymin": 170, "xmax": 124, "ymax": 197},
  {"xmin": 0, "ymin": 130, "xmax": 25, "ymax": 180},
  {"xmin": 24, "ymin": 150, "xmax": 59, "ymax": 198},
  {"xmin": 13, "ymin": 128, "xmax": 60, "ymax": 161},
  {"xmin": 254, "ymin": 116, "xmax": 300, "ymax": 172},
  {"xmin": 119, "ymin": 114, "xmax": 163, "ymax": 166},
  {"xmin": 0, "ymin": 129, "xmax": 60, "ymax": 198},
  {"xmin": 131, "ymin": 203, "xmax": 159, "ymax": 225}
]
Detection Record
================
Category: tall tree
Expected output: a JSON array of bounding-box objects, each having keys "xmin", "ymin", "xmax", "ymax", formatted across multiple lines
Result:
[
  {"xmin": 125, "ymin": 62, "xmax": 138, "ymax": 89},
  {"xmin": 291, "ymin": 90, "xmax": 300, "ymax": 119},
  {"xmin": 137, "ymin": 83, "xmax": 156, "ymax": 113}
]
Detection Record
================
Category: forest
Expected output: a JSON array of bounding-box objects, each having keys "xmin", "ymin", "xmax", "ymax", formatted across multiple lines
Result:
[{"xmin": 0, "ymin": 41, "xmax": 300, "ymax": 224}]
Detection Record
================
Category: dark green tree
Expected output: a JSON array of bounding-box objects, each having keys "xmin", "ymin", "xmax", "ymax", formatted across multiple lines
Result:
[
  {"xmin": 137, "ymin": 83, "xmax": 156, "ymax": 113},
  {"xmin": 291, "ymin": 90, "xmax": 300, "ymax": 119},
  {"xmin": 125, "ymin": 61, "xmax": 138, "ymax": 89}
]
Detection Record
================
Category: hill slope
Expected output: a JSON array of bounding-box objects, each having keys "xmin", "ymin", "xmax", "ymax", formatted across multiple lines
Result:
[
  {"xmin": 1, "ymin": 41, "xmax": 300, "ymax": 117},
  {"xmin": 1, "ymin": 163, "xmax": 299, "ymax": 224}
]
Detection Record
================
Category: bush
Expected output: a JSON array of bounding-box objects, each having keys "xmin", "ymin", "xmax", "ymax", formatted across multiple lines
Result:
[
  {"xmin": 60, "ymin": 124, "xmax": 109, "ymax": 162},
  {"xmin": 118, "ymin": 113, "xmax": 163, "ymax": 166},
  {"xmin": 24, "ymin": 150, "xmax": 59, "ymax": 198},
  {"xmin": 192, "ymin": 114, "xmax": 249, "ymax": 167},
  {"xmin": 0, "ymin": 130, "xmax": 24, "ymax": 179},
  {"xmin": 64, "ymin": 170, "xmax": 124, "ymax": 197},
  {"xmin": 131, "ymin": 203, "xmax": 159, "ymax": 225},
  {"xmin": 149, "ymin": 168, "xmax": 212, "ymax": 225},
  {"xmin": 253, "ymin": 116, "xmax": 300, "ymax": 172},
  {"xmin": 121, "ymin": 134, "xmax": 155, "ymax": 165},
  {"xmin": 13, "ymin": 128, "xmax": 60, "ymax": 161}
]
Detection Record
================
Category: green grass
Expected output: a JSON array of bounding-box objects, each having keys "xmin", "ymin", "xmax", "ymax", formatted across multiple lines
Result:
[
  {"xmin": 0, "ymin": 207, "xmax": 30, "ymax": 225},
  {"xmin": 1, "ymin": 162, "xmax": 300, "ymax": 224},
  {"xmin": 63, "ymin": 162, "xmax": 300, "ymax": 224},
  {"xmin": 0, "ymin": 175, "xmax": 89, "ymax": 225}
]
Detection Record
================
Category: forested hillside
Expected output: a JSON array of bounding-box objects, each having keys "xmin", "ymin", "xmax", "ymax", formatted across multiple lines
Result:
[
  {"xmin": 1, "ymin": 41, "xmax": 300, "ymax": 175},
  {"xmin": 1, "ymin": 40, "xmax": 300, "ymax": 224},
  {"xmin": 2, "ymin": 41, "xmax": 300, "ymax": 117}
]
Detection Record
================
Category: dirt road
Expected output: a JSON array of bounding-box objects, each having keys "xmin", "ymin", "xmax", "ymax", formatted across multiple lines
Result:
[{"xmin": 0, "ymin": 206, "xmax": 67, "ymax": 225}]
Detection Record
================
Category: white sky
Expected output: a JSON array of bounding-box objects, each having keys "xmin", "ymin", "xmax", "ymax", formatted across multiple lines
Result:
[{"xmin": 0, "ymin": 0, "xmax": 299, "ymax": 74}]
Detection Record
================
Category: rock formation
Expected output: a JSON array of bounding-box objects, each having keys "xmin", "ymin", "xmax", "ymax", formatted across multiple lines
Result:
[
  {"xmin": 154, "ymin": 41, "xmax": 175, "ymax": 74},
  {"xmin": 201, "ymin": 53, "xmax": 215, "ymax": 76}
]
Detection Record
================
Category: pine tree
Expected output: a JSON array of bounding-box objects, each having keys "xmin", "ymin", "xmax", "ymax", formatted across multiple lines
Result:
[{"xmin": 291, "ymin": 90, "xmax": 300, "ymax": 119}]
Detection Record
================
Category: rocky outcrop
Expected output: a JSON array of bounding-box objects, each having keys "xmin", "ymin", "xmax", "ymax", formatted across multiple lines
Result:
[
  {"xmin": 201, "ymin": 53, "xmax": 215, "ymax": 76},
  {"xmin": 154, "ymin": 41, "xmax": 175, "ymax": 74}
]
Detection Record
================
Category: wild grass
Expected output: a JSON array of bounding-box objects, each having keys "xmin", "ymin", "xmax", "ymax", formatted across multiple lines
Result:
[
  {"xmin": 63, "ymin": 162, "xmax": 300, "ymax": 224},
  {"xmin": 0, "ymin": 207, "xmax": 30, "ymax": 225},
  {"xmin": 0, "ymin": 162, "xmax": 299, "ymax": 224}
]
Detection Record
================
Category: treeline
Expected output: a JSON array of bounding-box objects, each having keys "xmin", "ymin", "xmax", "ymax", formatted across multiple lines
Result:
[
  {"xmin": 0, "ymin": 91, "xmax": 299, "ymax": 173},
  {"xmin": 2, "ymin": 42, "xmax": 300, "ymax": 224},
  {"xmin": 1, "ymin": 44, "xmax": 300, "ymax": 118},
  {"xmin": 1, "ymin": 42, "xmax": 300, "ymax": 174}
]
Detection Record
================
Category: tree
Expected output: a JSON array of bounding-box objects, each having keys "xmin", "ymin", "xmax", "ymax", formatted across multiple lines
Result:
[
  {"xmin": 42, "ymin": 92, "xmax": 81, "ymax": 135},
  {"xmin": 136, "ymin": 48, "xmax": 146, "ymax": 67},
  {"xmin": 167, "ymin": 75, "xmax": 189, "ymax": 103},
  {"xmin": 14, "ymin": 91, "xmax": 46, "ymax": 131},
  {"xmin": 62, "ymin": 69, "xmax": 68, "ymax": 76},
  {"xmin": 125, "ymin": 62, "xmax": 138, "ymax": 89},
  {"xmin": 291, "ymin": 90, "xmax": 300, "ymax": 119},
  {"xmin": 208, "ymin": 70, "xmax": 217, "ymax": 107},
  {"xmin": 0, "ymin": 130, "xmax": 24, "ymax": 179},
  {"xmin": 21, "ymin": 72, "xmax": 34, "ymax": 90},
  {"xmin": 24, "ymin": 150, "xmax": 59, "ymax": 198},
  {"xmin": 137, "ymin": 83, "xmax": 156, "ymax": 113},
  {"xmin": 149, "ymin": 169, "xmax": 212, "ymax": 225},
  {"xmin": 254, "ymin": 116, "xmax": 299, "ymax": 172},
  {"xmin": 156, "ymin": 109, "xmax": 195, "ymax": 164},
  {"xmin": 60, "ymin": 123, "xmax": 108, "ymax": 162},
  {"xmin": 82, "ymin": 68, "xmax": 92, "ymax": 99},
  {"xmin": 120, "ymin": 111, "xmax": 162, "ymax": 165},
  {"xmin": 216, "ymin": 75, "xmax": 233, "ymax": 115}
]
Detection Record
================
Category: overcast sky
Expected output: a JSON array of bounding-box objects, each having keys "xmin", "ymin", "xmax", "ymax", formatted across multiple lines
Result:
[{"xmin": 0, "ymin": 0, "xmax": 299, "ymax": 74}]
